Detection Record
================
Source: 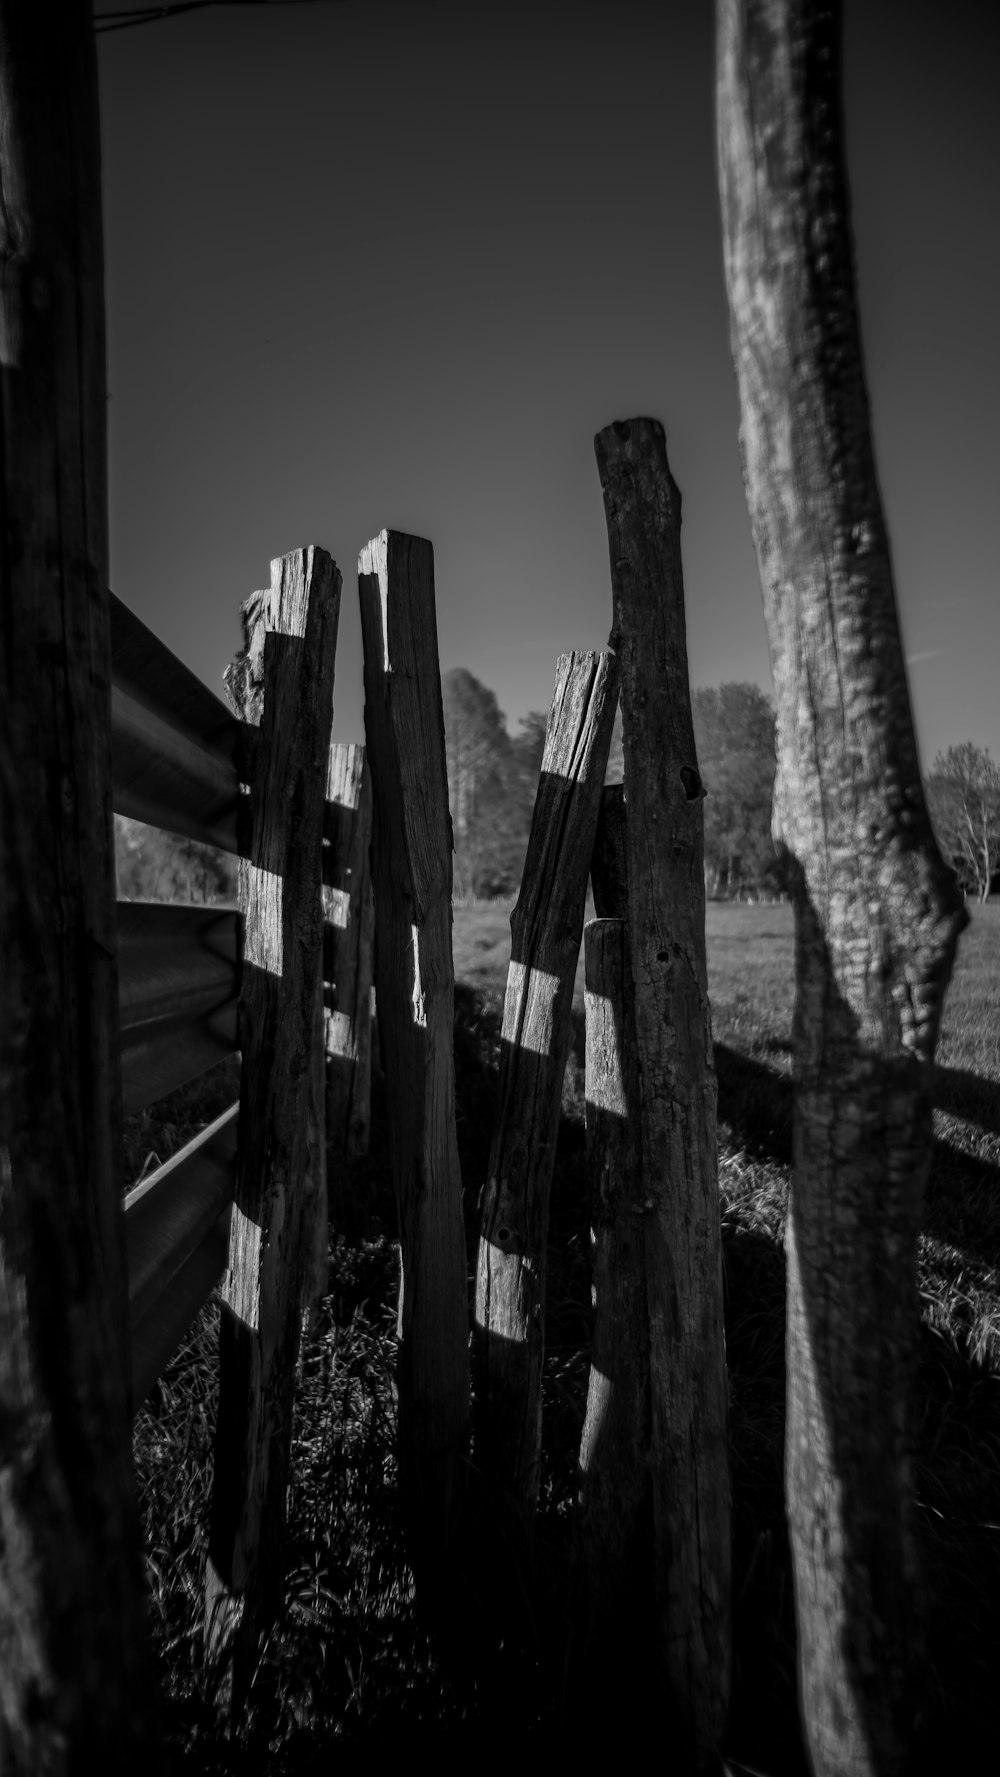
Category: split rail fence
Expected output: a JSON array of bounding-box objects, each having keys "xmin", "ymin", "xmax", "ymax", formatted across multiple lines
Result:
[{"xmin": 109, "ymin": 490, "xmax": 720, "ymax": 1749}]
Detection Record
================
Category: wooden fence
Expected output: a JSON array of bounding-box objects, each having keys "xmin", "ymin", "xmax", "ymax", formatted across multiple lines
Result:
[
  {"xmin": 105, "ymin": 510, "xmax": 721, "ymax": 1746},
  {"xmin": 110, "ymin": 550, "xmax": 375, "ymax": 1695}
]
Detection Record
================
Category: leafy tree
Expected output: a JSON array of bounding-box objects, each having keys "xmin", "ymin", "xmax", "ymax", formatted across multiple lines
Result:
[
  {"xmin": 442, "ymin": 669, "xmax": 530, "ymax": 897},
  {"xmin": 510, "ymin": 708, "xmax": 549, "ymax": 794},
  {"xmin": 926, "ymin": 744, "xmax": 1000, "ymax": 902},
  {"xmin": 606, "ymin": 684, "xmax": 778, "ymax": 897},
  {"xmin": 692, "ymin": 682, "xmax": 779, "ymax": 898},
  {"xmin": 114, "ymin": 815, "xmax": 238, "ymax": 904}
]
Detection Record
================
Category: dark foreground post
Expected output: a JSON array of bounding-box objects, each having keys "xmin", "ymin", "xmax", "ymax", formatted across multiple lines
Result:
[
  {"xmin": 717, "ymin": 5, "xmax": 967, "ymax": 1772},
  {"xmin": 358, "ymin": 530, "xmax": 470, "ymax": 1606},
  {"xmin": 205, "ymin": 547, "xmax": 341, "ymax": 1703},
  {"xmin": 474, "ymin": 650, "xmax": 618, "ymax": 1525},
  {"xmin": 0, "ymin": 5, "xmax": 164, "ymax": 1765},
  {"xmin": 594, "ymin": 417, "xmax": 731, "ymax": 1771}
]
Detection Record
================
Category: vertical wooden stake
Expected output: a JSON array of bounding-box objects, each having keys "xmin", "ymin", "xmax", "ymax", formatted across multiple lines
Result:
[
  {"xmin": 204, "ymin": 546, "xmax": 341, "ymax": 1702},
  {"xmin": 317, "ymin": 740, "xmax": 373, "ymax": 1285},
  {"xmin": 473, "ymin": 650, "xmax": 619, "ymax": 1522},
  {"xmin": 358, "ymin": 530, "xmax": 470, "ymax": 1595},
  {"xmin": 574, "ymin": 916, "xmax": 654, "ymax": 1715},
  {"xmin": 323, "ymin": 743, "xmax": 374, "ymax": 1164},
  {"xmin": 594, "ymin": 416, "xmax": 730, "ymax": 1771}
]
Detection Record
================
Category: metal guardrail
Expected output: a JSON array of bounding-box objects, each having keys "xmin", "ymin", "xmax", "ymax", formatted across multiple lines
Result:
[
  {"xmin": 118, "ymin": 901, "xmax": 240, "ymax": 1112},
  {"xmin": 126, "ymin": 1099, "xmax": 239, "ymax": 1408},
  {"xmin": 110, "ymin": 591, "xmax": 241, "ymax": 854},
  {"xmin": 111, "ymin": 593, "xmax": 244, "ymax": 1407}
]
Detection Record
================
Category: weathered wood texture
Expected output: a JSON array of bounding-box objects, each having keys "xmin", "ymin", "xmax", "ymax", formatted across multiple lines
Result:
[
  {"xmin": 205, "ymin": 547, "xmax": 341, "ymax": 1700},
  {"xmin": 126, "ymin": 1099, "xmax": 238, "ymax": 1407},
  {"xmin": 323, "ymin": 743, "xmax": 373, "ymax": 1162},
  {"xmin": 358, "ymin": 530, "xmax": 470, "ymax": 1582},
  {"xmin": 474, "ymin": 651, "xmax": 619, "ymax": 1520},
  {"xmin": 716, "ymin": 7, "xmax": 967, "ymax": 1773},
  {"xmin": 573, "ymin": 916, "xmax": 656, "ymax": 1714},
  {"xmin": 594, "ymin": 417, "xmax": 730, "ymax": 1771},
  {"xmin": 0, "ymin": 6, "xmax": 164, "ymax": 1764},
  {"xmin": 110, "ymin": 592, "xmax": 240, "ymax": 853},
  {"xmin": 118, "ymin": 901, "xmax": 239, "ymax": 1111}
]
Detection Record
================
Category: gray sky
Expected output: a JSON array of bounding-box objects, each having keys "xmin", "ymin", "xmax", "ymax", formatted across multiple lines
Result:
[{"xmin": 96, "ymin": 0, "xmax": 1000, "ymax": 768}]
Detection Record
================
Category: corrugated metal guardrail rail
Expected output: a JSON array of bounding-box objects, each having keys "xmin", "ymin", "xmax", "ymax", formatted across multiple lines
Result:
[{"xmin": 111, "ymin": 591, "xmax": 243, "ymax": 1409}]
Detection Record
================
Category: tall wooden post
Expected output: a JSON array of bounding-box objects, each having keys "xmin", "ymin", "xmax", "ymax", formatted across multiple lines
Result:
[
  {"xmin": 717, "ymin": 5, "xmax": 967, "ymax": 1771},
  {"xmin": 205, "ymin": 547, "xmax": 341, "ymax": 1703},
  {"xmin": 323, "ymin": 743, "xmax": 373, "ymax": 1163},
  {"xmin": 570, "ymin": 790, "xmax": 652, "ymax": 1716},
  {"xmin": 594, "ymin": 417, "xmax": 731, "ymax": 1771},
  {"xmin": 358, "ymin": 530, "xmax": 470, "ymax": 1605},
  {"xmin": 0, "ymin": 3, "xmax": 164, "ymax": 1764}
]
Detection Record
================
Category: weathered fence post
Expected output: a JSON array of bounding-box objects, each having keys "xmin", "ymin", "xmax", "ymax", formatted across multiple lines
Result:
[
  {"xmin": 717, "ymin": 5, "xmax": 967, "ymax": 1771},
  {"xmin": 205, "ymin": 546, "xmax": 341, "ymax": 1701},
  {"xmin": 357, "ymin": 530, "xmax": 470, "ymax": 1602},
  {"xmin": 0, "ymin": 4, "xmax": 164, "ymax": 1763},
  {"xmin": 474, "ymin": 651, "xmax": 619, "ymax": 1523},
  {"xmin": 315, "ymin": 740, "xmax": 373, "ymax": 1292},
  {"xmin": 594, "ymin": 417, "xmax": 731, "ymax": 1770},
  {"xmin": 323, "ymin": 743, "xmax": 373, "ymax": 1163},
  {"xmin": 571, "ymin": 789, "xmax": 652, "ymax": 1713}
]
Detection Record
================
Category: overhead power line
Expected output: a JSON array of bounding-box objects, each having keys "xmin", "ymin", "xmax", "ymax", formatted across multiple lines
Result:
[{"xmin": 95, "ymin": 0, "xmax": 349, "ymax": 35}]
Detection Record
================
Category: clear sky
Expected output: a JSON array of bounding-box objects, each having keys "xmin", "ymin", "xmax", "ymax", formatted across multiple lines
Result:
[{"xmin": 96, "ymin": 0, "xmax": 1000, "ymax": 770}]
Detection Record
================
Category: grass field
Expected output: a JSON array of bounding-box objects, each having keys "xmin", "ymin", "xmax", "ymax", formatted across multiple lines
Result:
[{"xmin": 129, "ymin": 898, "xmax": 1000, "ymax": 1773}]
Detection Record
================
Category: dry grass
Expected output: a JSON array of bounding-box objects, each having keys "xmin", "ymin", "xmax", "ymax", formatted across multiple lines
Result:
[{"xmin": 129, "ymin": 897, "xmax": 1000, "ymax": 1773}]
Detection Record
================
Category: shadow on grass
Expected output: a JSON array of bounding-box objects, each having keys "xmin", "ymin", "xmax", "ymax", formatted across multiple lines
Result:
[
  {"xmin": 715, "ymin": 1042, "xmax": 792, "ymax": 1165},
  {"xmin": 136, "ymin": 986, "xmax": 998, "ymax": 1773},
  {"xmin": 933, "ymin": 1063, "xmax": 1000, "ymax": 1137},
  {"xmin": 715, "ymin": 1042, "xmax": 1000, "ymax": 1208},
  {"xmin": 713, "ymin": 1039, "xmax": 1000, "ymax": 1775}
]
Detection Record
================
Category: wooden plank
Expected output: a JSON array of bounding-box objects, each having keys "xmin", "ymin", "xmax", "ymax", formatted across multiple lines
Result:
[
  {"xmin": 594, "ymin": 416, "xmax": 730, "ymax": 1769},
  {"xmin": 0, "ymin": 4, "xmax": 164, "ymax": 1761},
  {"xmin": 323, "ymin": 743, "xmax": 373, "ymax": 1162},
  {"xmin": 357, "ymin": 530, "xmax": 470, "ymax": 1601},
  {"xmin": 125, "ymin": 1099, "xmax": 238, "ymax": 1327},
  {"xmin": 118, "ymin": 901, "xmax": 239, "ymax": 1111},
  {"xmin": 473, "ymin": 650, "xmax": 618, "ymax": 1522},
  {"xmin": 204, "ymin": 546, "xmax": 341, "ymax": 1704},
  {"xmin": 110, "ymin": 591, "xmax": 240, "ymax": 853}
]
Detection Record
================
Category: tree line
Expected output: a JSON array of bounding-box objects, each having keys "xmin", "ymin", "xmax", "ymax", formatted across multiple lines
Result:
[
  {"xmin": 442, "ymin": 670, "xmax": 784, "ymax": 901},
  {"xmin": 114, "ymin": 685, "xmax": 1000, "ymax": 906}
]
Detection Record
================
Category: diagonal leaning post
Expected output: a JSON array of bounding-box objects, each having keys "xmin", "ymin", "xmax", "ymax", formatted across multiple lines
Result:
[
  {"xmin": 474, "ymin": 650, "xmax": 619, "ymax": 1532},
  {"xmin": 204, "ymin": 546, "xmax": 341, "ymax": 1708}
]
